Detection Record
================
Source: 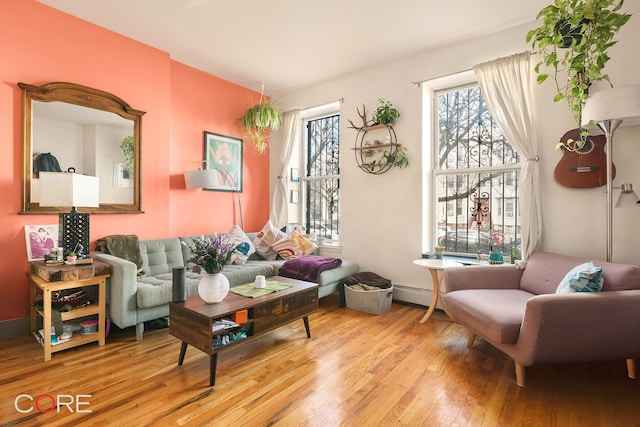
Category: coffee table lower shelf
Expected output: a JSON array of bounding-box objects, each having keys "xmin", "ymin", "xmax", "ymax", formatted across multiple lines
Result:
[{"xmin": 169, "ymin": 276, "xmax": 318, "ymax": 386}]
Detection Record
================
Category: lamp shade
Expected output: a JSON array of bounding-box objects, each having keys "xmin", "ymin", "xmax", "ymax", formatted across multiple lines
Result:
[
  {"xmin": 39, "ymin": 172, "xmax": 99, "ymax": 208},
  {"xmin": 582, "ymin": 85, "xmax": 640, "ymax": 126},
  {"xmin": 184, "ymin": 168, "xmax": 219, "ymax": 189}
]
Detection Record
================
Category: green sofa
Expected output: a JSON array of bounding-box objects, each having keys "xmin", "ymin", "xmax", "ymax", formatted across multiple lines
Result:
[{"xmin": 92, "ymin": 232, "xmax": 359, "ymax": 341}]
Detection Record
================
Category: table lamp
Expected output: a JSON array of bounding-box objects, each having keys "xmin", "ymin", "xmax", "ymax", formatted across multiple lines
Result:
[{"xmin": 39, "ymin": 172, "xmax": 99, "ymax": 258}]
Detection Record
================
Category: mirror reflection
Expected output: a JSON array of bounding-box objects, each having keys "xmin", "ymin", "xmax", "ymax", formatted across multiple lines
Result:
[{"xmin": 19, "ymin": 82, "xmax": 145, "ymax": 214}]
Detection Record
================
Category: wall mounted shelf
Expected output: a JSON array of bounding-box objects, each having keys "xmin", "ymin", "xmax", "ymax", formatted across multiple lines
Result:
[{"xmin": 353, "ymin": 123, "xmax": 400, "ymax": 174}]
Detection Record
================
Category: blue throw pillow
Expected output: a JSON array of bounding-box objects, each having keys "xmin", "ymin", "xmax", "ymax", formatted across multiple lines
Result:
[{"xmin": 556, "ymin": 261, "xmax": 604, "ymax": 293}]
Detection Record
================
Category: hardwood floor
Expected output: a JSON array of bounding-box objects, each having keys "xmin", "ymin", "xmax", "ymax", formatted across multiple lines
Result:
[{"xmin": 1, "ymin": 294, "xmax": 639, "ymax": 426}]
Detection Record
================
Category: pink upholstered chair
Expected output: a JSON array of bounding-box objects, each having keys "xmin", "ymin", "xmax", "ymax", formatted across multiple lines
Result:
[{"xmin": 442, "ymin": 252, "xmax": 640, "ymax": 386}]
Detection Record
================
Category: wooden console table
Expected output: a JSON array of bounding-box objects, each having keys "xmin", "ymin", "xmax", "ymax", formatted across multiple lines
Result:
[
  {"xmin": 169, "ymin": 276, "xmax": 318, "ymax": 386},
  {"xmin": 28, "ymin": 261, "xmax": 109, "ymax": 361}
]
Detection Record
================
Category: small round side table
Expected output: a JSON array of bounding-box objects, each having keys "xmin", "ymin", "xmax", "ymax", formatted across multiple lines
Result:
[{"xmin": 413, "ymin": 258, "xmax": 463, "ymax": 323}]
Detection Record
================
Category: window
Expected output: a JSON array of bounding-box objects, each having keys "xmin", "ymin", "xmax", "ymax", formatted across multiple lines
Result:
[
  {"xmin": 303, "ymin": 113, "xmax": 340, "ymax": 241},
  {"xmin": 434, "ymin": 84, "xmax": 521, "ymax": 259}
]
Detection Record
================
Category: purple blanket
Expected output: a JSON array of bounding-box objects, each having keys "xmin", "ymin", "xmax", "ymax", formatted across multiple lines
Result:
[{"xmin": 279, "ymin": 255, "xmax": 342, "ymax": 283}]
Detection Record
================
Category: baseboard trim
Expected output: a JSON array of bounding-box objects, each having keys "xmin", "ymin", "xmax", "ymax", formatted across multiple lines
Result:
[
  {"xmin": 391, "ymin": 285, "xmax": 437, "ymax": 309},
  {"xmin": 0, "ymin": 317, "xmax": 30, "ymax": 341}
]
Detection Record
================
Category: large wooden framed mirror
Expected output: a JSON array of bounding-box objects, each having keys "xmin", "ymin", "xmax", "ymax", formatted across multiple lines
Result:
[{"xmin": 19, "ymin": 81, "xmax": 145, "ymax": 214}]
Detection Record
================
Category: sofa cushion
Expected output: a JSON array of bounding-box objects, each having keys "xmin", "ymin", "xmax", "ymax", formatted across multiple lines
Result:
[
  {"xmin": 271, "ymin": 230, "xmax": 318, "ymax": 260},
  {"xmin": 225, "ymin": 225, "xmax": 256, "ymax": 264},
  {"xmin": 139, "ymin": 238, "xmax": 185, "ymax": 277},
  {"xmin": 253, "ymin": 221, "xmax": 286, "ymax": 261},
  {"xmin": 443, "ymin": 289, "xmax": 533, "ymax": 344},
  {"xmin": 556, "ymin": 262, "xmax": 604, "ymax": 293}
]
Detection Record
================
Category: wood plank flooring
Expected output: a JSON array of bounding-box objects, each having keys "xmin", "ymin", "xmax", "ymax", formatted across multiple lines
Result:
[{"xmin": 1, "ymin": 294, "xmax": 639, "ymax": 426}]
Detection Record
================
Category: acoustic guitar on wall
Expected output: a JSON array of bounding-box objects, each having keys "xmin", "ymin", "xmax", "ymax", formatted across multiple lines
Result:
[{"xmin": 553, "ymin": 128, "xmax": 615, "ymax": 189}]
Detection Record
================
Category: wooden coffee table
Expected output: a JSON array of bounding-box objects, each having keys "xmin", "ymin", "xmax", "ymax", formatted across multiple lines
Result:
[{"xmin": 169, "ymin": 276, "xmax": 318, "ymax": 386}]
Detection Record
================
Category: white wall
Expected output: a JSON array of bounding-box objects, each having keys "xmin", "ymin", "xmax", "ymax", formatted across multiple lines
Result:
[{"xmin": 270, "ymin": 8, "xmax": 640, "ymax": 306}]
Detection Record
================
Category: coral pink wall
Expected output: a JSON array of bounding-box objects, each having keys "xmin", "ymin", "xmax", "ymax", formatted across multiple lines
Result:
[{"xmin": 0, "ymin": 1, "xmax": 268, "ymax": 324}]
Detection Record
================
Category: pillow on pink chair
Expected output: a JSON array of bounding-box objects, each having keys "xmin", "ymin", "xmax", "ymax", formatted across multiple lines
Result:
[{"xmin": 556, "ymin": 261, "xmax": 604, "ymax": 293}]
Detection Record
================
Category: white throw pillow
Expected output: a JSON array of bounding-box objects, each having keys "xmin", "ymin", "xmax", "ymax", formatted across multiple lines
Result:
[
  {"xmin": 226, "ymin": 225, "xmax": 256, "ymax": 264},
  {"xmin": 252, "ymin": 221, "xmax": 286, "ymax": 261}
]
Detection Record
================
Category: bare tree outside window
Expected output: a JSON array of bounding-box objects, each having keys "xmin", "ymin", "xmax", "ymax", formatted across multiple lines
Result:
[
  {"xmin": 304, "ymin": 114, "xmax": 340, "ymax": 241},
  {"xmin": 435, "ymin": 85, "xmax": 521, "ymax": 260}
]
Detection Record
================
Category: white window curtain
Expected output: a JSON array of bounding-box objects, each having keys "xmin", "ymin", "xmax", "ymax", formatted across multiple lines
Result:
[
  {"xmin": 473, "ymin": 51, "xmax": 542, "ymax": 262},
  {"xmin": 270, "ymin": 109, "xmax": 300, "ymax": 229}
]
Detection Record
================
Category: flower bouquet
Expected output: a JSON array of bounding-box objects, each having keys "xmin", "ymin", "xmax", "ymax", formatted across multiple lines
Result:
[{"xmin": 184, "ymin": 234, "xmax": 238, "ymax": 274}]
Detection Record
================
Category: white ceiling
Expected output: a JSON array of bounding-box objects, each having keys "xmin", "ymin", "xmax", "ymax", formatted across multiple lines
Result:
[{"xmin": 37, "ymin": 0, "xmax": 549, "ymax": 94}]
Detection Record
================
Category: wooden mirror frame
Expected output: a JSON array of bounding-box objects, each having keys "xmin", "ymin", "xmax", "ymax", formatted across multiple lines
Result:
[{"xmin": 19, "ymin": 82, "xmax": 145, "ymax": 214}]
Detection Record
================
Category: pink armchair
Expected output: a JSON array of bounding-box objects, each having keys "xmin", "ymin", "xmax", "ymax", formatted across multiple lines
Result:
[{"xmin": 442, "ymin": 251, "xmax": 640, "ymax": 386}]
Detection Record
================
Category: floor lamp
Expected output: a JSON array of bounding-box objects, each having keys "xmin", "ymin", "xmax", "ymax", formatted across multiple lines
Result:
[
  {"xmin": 581, "ymin": 85, "xmax": 640, "ymax": 262},
  {"xmin": 184, "ymin": 160, "xmax": 244, "ymax": 230}
]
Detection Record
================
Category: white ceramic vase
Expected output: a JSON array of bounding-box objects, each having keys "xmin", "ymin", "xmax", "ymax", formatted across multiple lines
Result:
[{"xmin": 198, "ymin": 273, "xmax": 229, "ymax": 304}]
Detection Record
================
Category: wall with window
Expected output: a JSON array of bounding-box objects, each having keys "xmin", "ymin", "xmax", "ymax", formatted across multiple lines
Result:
[{"xmin": 271, "ymin": 5, "xmax": 640, "ymax": 306}]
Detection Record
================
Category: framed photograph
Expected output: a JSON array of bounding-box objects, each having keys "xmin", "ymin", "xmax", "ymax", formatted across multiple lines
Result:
[
  {"xmin": 290, "ymin": 190, "xmax": 299, "ymax": 204},
  {"xmin": 291, "ymin": 167, "xmax": 300, "ymax": 182},
  {"xmin": 25, "ymin": 224, "xmax": 59, "ymax": 261},
  {"xmin": 203, "ymin": 131, "xmax": 243, "ymax": 192}
]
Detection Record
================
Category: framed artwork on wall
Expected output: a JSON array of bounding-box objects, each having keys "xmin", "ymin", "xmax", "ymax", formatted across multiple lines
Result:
[
  {"xmin": 291, "ymin": 168, "xmax": 300, "ymax": 182},
  {"xmin": 25, "ymin": 224, "xmax": 59, "ymax": 261},
  {"xmin": 203, "ymin": 131, "xmax": 243, "ymax": 192}
]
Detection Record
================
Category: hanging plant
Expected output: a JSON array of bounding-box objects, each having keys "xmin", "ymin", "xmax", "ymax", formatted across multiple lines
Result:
[
  {"xmin": 526, "ymin": 0, "xmax": 631, "ymax": 145},
  {"xmin": 239, "ymin": 84, "xmax": 282, "ymax": 154},
  {"xmin": 120, "ymin": 135, "xmax": 135, "ymax": 171}
]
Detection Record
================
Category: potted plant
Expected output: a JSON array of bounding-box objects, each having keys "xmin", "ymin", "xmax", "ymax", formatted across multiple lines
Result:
[
  {"xmin": 385, "ymin": 145, "xmax": 409, "ymax": 168},
  {"xmin": 240, "ymin": 95, "xmax": 281, "ymax": 154},
  {"xmin": 526, "ymin": 0, "xmax": 631, "ymax": 144},
  {"xmin": 372, "ymin": 98, "xmax": 400, "ymax": 125},
  {"xmin": 120, "ymin": 135, "xmax": 135, "ymax": 171}
]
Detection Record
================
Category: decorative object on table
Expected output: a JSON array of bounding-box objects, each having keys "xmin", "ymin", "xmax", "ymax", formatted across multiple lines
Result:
[
  {"xmin": 553, "ymin": 128, "xmax": 613, "ymax": 188},
  {"xmin": 172, "ymin": 267, "xmax": 186, "ymax": 303},
  {"xmin": 24, "ymin": 224, "xmax": 58, "ymax": 261},
  {"xmin": 229, "ymin": 279, "xmax": 293, "ymax": 298},
  {"xmin": 434, "ymin": 245, "xmax": 444, "ymax": 260},
  {"xmin": 254, "ymin": 275, "xmax": 266, "ymax": 289},
  {"xmin": 526, "ymin": 0, "xmax": 631, "ymax": 145},
  {"xmin": 372, "ymin": 98, "xmax": 400, "ymax": 125},
  {"xmin": 489, "ymin": 251, "xmax": 504, "ymax": 265},
  {"xmin": 239, "ymin": 83, "xmax": 281, "ymax": 154},
  {"xmin": 183, "ymin": 234, "xmax": 237, "ymax": 303},
  {"xmin": 197, "ymin": 273, "xmax": 230, "ymax": 304},
  {"xmin": 581, "ymin": 84, "xmax": 640, "ymax": 262},
  {"xmin": 38, "ymin": 171, "xmax": 99, "ymax": 258}
]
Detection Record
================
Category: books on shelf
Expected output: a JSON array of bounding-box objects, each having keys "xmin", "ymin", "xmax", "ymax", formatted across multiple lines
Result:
[{"xmin": 211, "ymin": 319, "xmax": 239, "ymax": 332}]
